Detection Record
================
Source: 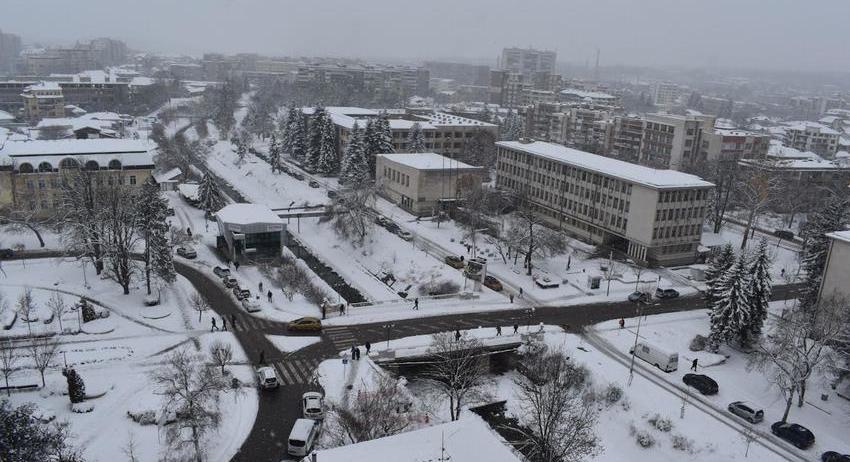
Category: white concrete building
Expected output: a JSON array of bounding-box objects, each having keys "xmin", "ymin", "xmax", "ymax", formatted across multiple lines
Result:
[
  {"xmin": 496, "ymin": 140, "xmax": 714, "ymax": 266},
  {"xmin": 641, "ymin": 113, "xmax": 715, "ymax": 170},
  {"xmin": 819, "ymin": 231, "xmax": 850, "ymax": 303},
  {"xmin": 783, "ymin": 122, "xmax": 841, "ymax": 158}
]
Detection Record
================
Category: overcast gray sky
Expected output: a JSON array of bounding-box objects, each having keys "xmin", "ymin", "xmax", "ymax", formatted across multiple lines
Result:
[{"xmin": 3, "ymin": 0, "xmax": 849, "ymax": 72}]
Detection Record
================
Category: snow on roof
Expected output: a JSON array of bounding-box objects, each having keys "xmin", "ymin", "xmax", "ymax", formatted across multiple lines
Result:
[
  {"xmin": 378, "ymin": 153, "xmax": 480, "ymax": 171},
  {"xmin": 0, "ymin": 139, "xmax": 152, "ymax": 158},
  {"xmin": 767, "ymin": 141, "xmax": 821, "ymax": 160},
  {"xmin": 215, "ymin": 204, "xmax": 283, "ymax": 225},
  {"xmin": 424, "ymin": 112, "xmax": 496, "ymax": 127},
  {"xmin": 302, "ymin": 107, "xmax": 379, "ymax": 117},
  {"xmin": 827, "ymin": 231, "xmax": 850, "ymax": 244},
  {"xmin": 154, "ymin": 167, "xmax": 182, "ymax": 183},
  {"xmin": 24, "ymin": 81, "xmax": 61, "ymax": 91},
  {"xmin": 498, "ymin": 140, "xmax": 714, "ymax": 189},
  {"xmin": 714, "ymin": 128, "xmax": 763, "ymax": 137},
  {"xmin": 560, "ymin": 88, "xmax": 618, "ymax": 100},
  {"xmin": 308, "ymin": 415, "xmax": 522, "ymax": 462},
  {"xmin": 742, "ymin": 157, "xmax": 848, "ymax": 170},
  {"xmin": 784, "ymin": 121, "xmax": 841, "ymax": 136},
  {"xmin": 177, "ymin": 183, "xmax": 200, "ymax": 201},
  {"xmin": 0, "ymin": 110, "xmax": 13, "ymax": 121}
]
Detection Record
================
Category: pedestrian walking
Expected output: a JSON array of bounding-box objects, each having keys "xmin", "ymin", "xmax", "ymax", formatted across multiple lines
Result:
[
  {"xmin": 211, "ymin": 318, "xmax": 218, "ymax": 332},
  {"xmin": 322, "ymin": 304, "xmax": 327, "ymax": 320},
  {"xmin": 691, "ymin": 358, "xmax": 698, "ymax": 371},
  {"xmin": 454, "ymin": 330, "xmax": 461, "ymax": 342},
  {"xmin": 355, "ymin": 346, "xmax": 361, "ymax": 360},
  {"xmin": 267, "ymin": 290, "xmax": 273, "ymax": 302},
  {"xmin": 496, "ymin": 326, "xmax": 502, "ymax": 336},
  {"xmin": 513, "ymin": 324, "xmax": 518, "ymax": 334},
  {"xmin": 259, "ymin": 282, "xmax": 263, "ymax": 292},
  {"xmin": 519, "ymin": 287, "xmax": 523, "ymax": 298},
  {"xmin": 222, "ymin": 317, "xmax": 227, "ymax": 331},
  {"xmin": 619, "ymin": 318, "xmax": 625, "ymax": 329},
  {"xmin": 186, "ymin": 227, "xmax": 192, "ymax": 237},
  {"xmin": 259, "ymin": 350, "xmax": 265, "ymax": 365},
  {"xmin": 231, "ymin": 314, "xmax": 237, "ymax": 330},
  {"xmin": 509, "ymin": 294, "xmax": 514, "ymax": 303},
  {"xmin": 413, "ymin": 298, "xmax": 419, "ymax": 310},
  {"xmin": 351, "ymin": 345, "xmax": 357, "ymax": 360},
  {"xmin": 234, "ymin": 261, "xmax": 240, "ymax": 271},
  {"xmin": 780, "ymin": 268, "xmax": 785, "ymax": 277},
  {"xmin": 339, "ymin": 304, "xmax": 345, "ymax": 316},
  {"xmin": 365, "ymin": 341, "xmax": 371, "ymax": 355}
]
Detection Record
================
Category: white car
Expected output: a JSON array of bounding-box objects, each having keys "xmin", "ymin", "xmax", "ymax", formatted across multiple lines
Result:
[
  {"xmin": 302, "ymin": 392, "xmax": 325, "ymax": 419},
  {"xmin": 397, "ymin": 230, "xmax": 413, "ymax": 241},
  {"xmin": 533, "ymin": 275, "xmax": 560, "ymax": 289},
  {"xmin": 241, "ymin": 298, "xmax": 261, "ymax": 313},
  {"xmin": 256, "ymin": 367, "xmax": 279, "ymax": 389}
]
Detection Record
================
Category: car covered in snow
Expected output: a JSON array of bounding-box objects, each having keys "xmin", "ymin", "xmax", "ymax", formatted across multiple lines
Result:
[
  {"xmin": 288, "ymin": 317, "xmax": 322, "ymax": 332},
  {"xmin": 396, "ymin": 230, "xmax": 413, "ymax": 241},
  {"xmin": 533, "ymin": 275, "xmax": 559, "ymax": 289},
  {"xmin": 256, "ymin": 366, "xmax": 279, "ymax": 389},
  {"xmin": 302, "ymin": 392, "xmax": 325, "ymax": 419},
  {"xmin": 232, "ymin": 287, "xmax": 251, "ymax": 300},
  {"xmin": 444, "ymin": 255, "xmax": 466, "ymax": 269},
  {"xmin": 176, "ymin": 246, "xmax": 197, "ymax": 259},
  {"xmin": 241, "ymin": 298, "xmax": 261, "ymax": 313},
  {"xmin": 213, "ymin": 266, "xmax": 231, "ymax": 278}
]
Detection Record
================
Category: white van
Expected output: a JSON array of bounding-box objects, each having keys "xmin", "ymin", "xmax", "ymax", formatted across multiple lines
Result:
[
  {"xmin": 287, "ymin": 418, "xmax": 320, "ymax": 457},
  {"xmin": 630, "ymin": 341, "xmax": 678, "ymax": 372}
]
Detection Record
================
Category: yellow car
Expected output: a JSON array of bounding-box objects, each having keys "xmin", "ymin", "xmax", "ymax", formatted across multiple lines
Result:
[{"xmin": 287, "ymin": 317, "xmax": 322, "ymax": 332}]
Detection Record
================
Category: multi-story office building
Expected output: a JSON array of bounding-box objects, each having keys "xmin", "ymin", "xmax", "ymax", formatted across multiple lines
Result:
[
  {"xmin": 783, "ymin": 122, "xmax": 841, "ymax": 158},
  {"xmin": 424, "ymin": 61, "xmax": 491, "ymax": 86},
  {"xmin": 737, "ymin": 156, "xmax": 850, "ymax": 213},
  {"xmin": 500, "ymin": 47, "xmax": 557, "ymax": 75},
  {"xmin": 652, "ymin": 82, "xmax": 682, "ymax": 109},
  {"xmin": 0, "ymin": 139, "xmax": 155, "ymax": 217},
  {"xmin": 640, "ymin": 113, "xmax": 715, "ymax": 170},
  {"xmin": 0, "ymin": 29, "xmax": 22, "ymax": 74},
  {"xmin": 700, "ymin": 128, "xmax": 770, "ymax": 163},
  {"xmin": 610, "ymin": 115, "xmax": 645, "ymax": 163},
  {"xmin": 489, "ymin": 70, "xmax": 531, "ymax": 108},
  {"xmin": 21, "ymin": 82, "xmax": 65, "ymax": 120},
  {"xmin": 495, "ymin": 140, "xmax": 714, "ymax": 266},
  {"xmin": 819, "ymin": 231, "xmax": 850, "ymax": 304}
]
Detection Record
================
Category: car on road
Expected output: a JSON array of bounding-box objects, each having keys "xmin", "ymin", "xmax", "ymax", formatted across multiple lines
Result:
[
  {"xmin": 291, "ymin": 172, "xmax": 304, "ymax": 180},
  {"xmin": 822, "ymin": 451, "xmax": 850, "ymax": 462},
  {"xmin": 774, "ymin": 229, "xmax": 795, "ymax": 241},
  {"xmin": 166, "ymin": 207, "xmax": 175, "ymax": 216},
  {"xmin": 223, "ymin": 276, "xmax": 239, "ymax": 288},
  {"xmin": 288, "ymin": 317, "xmax": 322, "ymax": 332},
  {"xmin": 232, "ymin": 287, "xmax": 251, "ymax": 300},
  {"xmin": 327, "ymin": 190, "xmax": 338, "ymax": 199},
  {"xmin": 241, "ymin": 298, "xmax": 261, "ymax": 313},
  {"xmin": 630, "ymin": 341, "xmax": 679, "ymax": 372},
  {"xmin": 384, "ymin": 221, "xmax": 400, "ymax": 233},
  {"xmin": 374, "ymin": 215, "xmax": 391, "ymax": 227},
  {"xmin": 302, "ymin": 392, "xmax": 325, "ymax": 419},
  {"xmin": 444, "ymin": 255, "xmax": 465, "ymax": 269},
  {"xmin": 176, "ymin": 246, "xmax": 197, "ymax": 259},
  {"xmin": 628, "ymin": 291, "xmax": 651, "ymax": 303},
  {"xmin": 655, "ymin": 288, "xmax": 679, "ymax": 299},
  {"xmin": 483, "ymin": 275, "xmax": 503, "ymax": 292},
  {"xmin": 771, "ymin": 421, "xmax": 815, "ymax": 449},
  {"xmin": 727, "ymin": 401, "xmax": 764, "ymax": 423},
  {"xmin": 0, "ymin": 248, "xmax": 15, "ymax": 259},
  {"xmin": 533, "ymin": 275, "xmax": 559, "ymax": 289},
  {"xmin": 308, "ymin": 180, "xmax": 321, "ymax": 188},
  {"xmin": 682, "ymin": 373, "xmax": 718, "ymax": 395},
  {"xmin": 256, "ymin": 366, "xmax": 279, "ymax": 389},
  {"xmin": 397, "ymin": 230, "xmax": 413, "ymax": 241},
  {"xmin": 213, "ymin": 266, "xmax": 231, "ymax": 278},
  {"xmin": 287, "ymin": 418, "xmax": 320, "ymax": 457}
]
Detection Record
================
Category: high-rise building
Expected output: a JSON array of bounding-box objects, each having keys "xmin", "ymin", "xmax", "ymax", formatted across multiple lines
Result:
[
  {"xmin": 783, "ymin": 122, "xmax": 841, "ymax": 158},
  {"xmin": 500, "ymin": 47, "xmax": 557, "ymax": 75},
  {"xmin": 0, "ymin": 29, "xmax": 22, "ymax": 74},
  {"xmin": 641, "ymin": 113, "xmax": 715, "ymax": 170},
  {"xmin": 652, "ymin": 82, "xmax": 682, "ymax": 109}
]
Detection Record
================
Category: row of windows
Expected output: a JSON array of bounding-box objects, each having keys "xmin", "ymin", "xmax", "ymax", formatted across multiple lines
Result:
[
  {"xmin": 390, "ymin": 131, "xmax": 474, "ymax": 140},
  {"xmin": 17, "ymin": 158, "xmax": 124, "ymax": 173},
  {"xmin": 498, "ymin": 155, "xmax": 635, "ymax": 196},
  {"xmin": 659, "ymin": 189, "xmax": 707, "ymax": 203},
  {"xmin": 657, "ymin": 243, "xmax": 696, "ymax": 255},
  {"xmin": 25, "ymin": 175, "xmax": 136, "ymax": 190},
  {"xmin": 383, "ymin": 166, "xmax": 410, "ymax": 188},
  {"xmin": 655, "ymin": 206, "xmax": 706, "ymax": 222},
  {"xmin": 653, "ymin": 224, "xmax": 701, "ymax": 240}
]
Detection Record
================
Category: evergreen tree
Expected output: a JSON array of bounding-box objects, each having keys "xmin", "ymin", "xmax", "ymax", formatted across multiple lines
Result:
[
  {"xmin": 709, "ymin": 253, "xmax": 752, "ymax": 350},
  {"xmin": 305, "ymin": 107, "xmax": 326, "ymax": 171},
  {"xmin": 197, "ymin": 173, "xmax": 225, "ymax": 217},
  {"xmin": 340, "ymin": 122, "xmax": 370, "ymax": 185},
  {"xmin": 364, "ymin": 114, "xmax": 395, "ymax": 178},
  {"xmin": 407, "ymin": 122, "xmax": 426, "ymax": 152},
  {"xmin": 268, "ymin": 133, "xmax": 281, "ymax": 173},
  {"xmin": 746, "ymin": 239, "xmax": 772, "ymax": 345},
  {"xmin": 62, "ymin": 367, "xmax": 86, "ymax": 404},
  {"xmin": 136, "ymin": 178, "xmax": 175, "ymax": 295},
  {"xmin": 799, "ymin": 197, "xmax": 849, "ymax": 310},
  {"xmin": 704, "ymin": 243, "xmax": 735, "ymax": 308},
  {"xmin": 316, "ymin": 114, "xmax": 339, "ymax": 174},
  {"xmin": 280, "ymin": 106, "xmax": 298, "ymax": 155},
  {"xmin": 290, "ymin": 110, "xmax": 307, "ymax": 161}
]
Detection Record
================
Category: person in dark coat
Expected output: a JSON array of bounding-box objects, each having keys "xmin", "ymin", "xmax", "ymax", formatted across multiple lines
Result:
[
  {"xmin": 413, "ymin": 298, "xmax": 419, "ymax": 310},
  {"xmin": 259, "ymin": 350, "xmax": 266, "ymax": 365},
  {"xmin": 496, "ymin": 326, "xmax": 502, "ymax": 336},
  {"xmin": 259, "ymin": 282, "xmax": 264, "ymax": 292},
  {"xmin": 509, "ymin": 294, "xmax": 514, "ymax": 303},
  {"xmin": 365, "ymin": 342, "xmax": 371, "ymax": 354},
  {"xmin": 186, "ymin": 227, "xmax": 192, "ymax": 237},
  {"xmin": 351, "ymin": 345, "xmax": 357, "ymax": 360},
  {"xmin": 267, "ymin": 290, "xmax": 273, "ymax": 302},
  {"xmin": 234, "ymin": 261, "xmax": 240, "ymax": 271},
  {"xmin": 211, "ymin": 318, "xmax": 218, "ymax": 332},
  {"xmin": 691, "ymin": 358, "xmax": 698, "ymax": 371},
  {"xmin": 231, "ymin": 314, "xmax": 237, "ymax": 329},
  {"xmin": 513, "ymin": 324, "xmax": 519, "ymax": 334},
  {"xmin": 221, "ymin": 317, "xmax": 227, "ymax": 331},
  {"xmin": 454, "ymin": 330, "xmax": 461, "ymax": 342}
]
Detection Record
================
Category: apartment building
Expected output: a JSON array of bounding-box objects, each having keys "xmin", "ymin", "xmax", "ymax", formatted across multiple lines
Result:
[
  {"xmin": 640, "ymin": 113, "xmax": 715, "ymax": 170},
  {"xmin": 652, "ymin": 82, "xmax": 682, "ymax": 109},
  {"xmin": 783, "ymin": 122, "xmax": 841, "ymax": 157},
  {"xmin": 737, "ymin": 157, "xmax": 850, "ymax": 212},
  {"xmin": 0, "ymin": 29, "xmax": 22, "ymax": 74},
  {"xmin": 700, "ymin": 128, "xmax": 770, "ymax": 163},
  {"xmin": 819, "ymin": 231, "xmax": 850, "ymax": 304},
  {"xmin": 500, "ymin": 47, "xmax": 557, "ymax": 75},
  {"xmin": 0, "ymin": 139, "xmax": 155, "ymax": 217},
  {"xmin": 21, "ymin": 82, "xmax": 65, "ymax": 120},
  {"xmin": 489, "ymin": 70, "xmax": 531, "ymax": 108},
  {"xmin": 559, "ymin": 88, "xmax": 621, "ymax": 108},
  {"xmin": 376, "ymin": 153, "xmax": 485, "ymax": 215},
  {"xmin": 610, "ymin": 115, "xmax": 645, "ymax": 163},
  {"xmin": 495, "ymin": 140, "xmax": 714, "ymax": 266}
]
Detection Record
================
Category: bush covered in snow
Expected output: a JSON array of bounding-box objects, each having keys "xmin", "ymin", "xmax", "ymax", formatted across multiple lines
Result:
[
  {"xmin": 648, "ymin": 414, "xmax": 674, "ymax": 432},
  {"xmin": 62, "ymin": 367, "xmax": 86, "ymax": 404},
  {"xmin": 419, "ymin": 280, "xmax": 459, "ymax": 296},
  {"xmin": 630, "ymin": 425, "xmax": 656, "ymax": 448},
  {"xmin": 671, "ymin": 433, "xmax": 696, "ymax": 453},
  {"xmin": 602, "ymin": 383, "xmax": 623, "ymax": 406},
  {"xmin": 127, "ymin": 409, "xmax": 158, "ymax": 425},
  {"xmin": 689, "ymin": 334, "xmax": 708, "ymax": 351}
]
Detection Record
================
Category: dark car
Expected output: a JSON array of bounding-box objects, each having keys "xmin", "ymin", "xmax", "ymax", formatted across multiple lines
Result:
[
  {"xmin": 309, "ymin": 180, "xmax": 320, "ymax": 188},
  {"xmin": 727, "ymin": 401, "xmax": 764, "ymax": 423},
  {"xmin": 655, "ymin": 288, "xmax": 679, "ymax": 299},
  {"xmin": 774, "ymin": 229, "xmax": 795, "ymax": 241},
  {"xmin": 822, "ymin": 451, "xmax": 850, "ymax": 462},
  {"xmin": 771, "ymin": 422, "xmax": 815, "ymax": 449},
  {"xmin": 444, "ymin": 255, "xmax": 466, "ymax": 269},
  {"xmin": 213, "ymin": 266, "xmax": 231, "ymax": 278},
  {"xmin": 0, "ymin": 248, "xmax": 14, "ymax": 259},
  {"xmin": 628, "ymin": 291, "xmax": 651, "ymax": 303},
  {"xmin": 483, "ymin": 275, "xmax": 503, "ymax": 292},
  {"xmin": 384, "ymin": 222, "xmax": 400, "ymax": 233},
  {"xmin": 682, "ymin": 373, "xmax": 718, "ymax": 395},
  {"xmin": 232, "ymin": 287, "xmax": 251, "ymax": 300},
  {"xmin": 291, "ymin": 172, "xmax": 304, "ymax": 180},
  {"xmin": 327, "ymin": 190, "xmax": 338, "ymax": 199}
]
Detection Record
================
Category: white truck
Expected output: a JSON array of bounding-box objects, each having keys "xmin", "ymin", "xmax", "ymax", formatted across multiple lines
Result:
[{"xmin": 630, "ymin": 341, "xmax": 678, "ymax": 372}]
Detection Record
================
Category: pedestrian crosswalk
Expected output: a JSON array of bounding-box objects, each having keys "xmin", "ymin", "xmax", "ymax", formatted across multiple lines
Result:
[
  {"xmin": 216, "ymin": 314, "xmax": 276, "ymax": 332},
  {"xmin": 324, "ymin": 326, "xmax": 358, "ymax": 352},
  {"xmin": 271, "ymin": 358, "xmax": 320, "ymax": 385}
]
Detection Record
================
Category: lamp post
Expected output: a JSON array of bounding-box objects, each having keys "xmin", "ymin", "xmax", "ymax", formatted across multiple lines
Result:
[
  {"xmin": 383, "ymin": 323, "xmax": 395, "ymax": 348},
  {"xmin": 628, "ymin": 301, "xmax": 644, "ymax": 386},
  {"xmin": 525, "ymin": 307, "xmax": 535, "ymax": 332}
]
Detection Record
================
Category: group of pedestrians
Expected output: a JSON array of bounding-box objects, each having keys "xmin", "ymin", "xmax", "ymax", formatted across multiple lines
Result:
[{"xmin": 350, "ymin": 342, "xmax": 372, "ymax": 360}]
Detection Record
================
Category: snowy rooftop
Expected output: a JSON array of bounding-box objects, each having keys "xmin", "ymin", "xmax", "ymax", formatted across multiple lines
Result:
[
  {"xmin": 36, "ymin": 112, "xmax": 125, "ymax": 131},
  {"xmin": 153, "ymin": 167, "xmax": 182, "ymax": 183},
  {"xmin": 560, "ymin": 88, "xmax": 618, "ymax": 100},
  {"xmin": 0, "ymin": 139, "xmax": 152, "ymax": 158},
  {"xmin": 497, "ymin": 141, "xmax": 714, "ymax": 189},
  {"xmin": 827, "ymin": 231, "xmax": 850, "ymax": 244},
  {"xmin": 215, "ymin": 204, "xmax": 283, "ymax": 226},
  {"xmin": 25, "ymin": 81, "xmax": 61, "ymax": 91},
  {"xmin": 377, "ymin": 153, "xmax": 480, "ymax": 171},
  {"xmin": 307, "ymin": 415, "xmax": 521, "ymax": 462},
  {"xmin": 302, "ymin": 107, "xmax": 380, "ymax": 117},
  {"xmin": 767, "ymin": 141, "xmax": 821, "ymax": 160},
  {"xmin": 784, "ymin": 121, "xmax": 841, "ymax": 136},
  {"xmin": 741, "ymin": 157, "xmax": 848, "ymax": 170},
  {"xmin": 423, "ymin": 112, "xmax": 497, "ymax": 128}
]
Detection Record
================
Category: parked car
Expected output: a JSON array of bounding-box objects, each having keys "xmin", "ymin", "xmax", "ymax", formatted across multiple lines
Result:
[
  {"xmin": 0, "ymin": 249, "xmax": 14, "ymax": 259},
  {"xmin": 308, "ymin": 180, "xmax": 320, "ymax": 188},
  {"xmin": 302, "ymin": 392, "xmax": 325, "ymax": 419},
  {"xmin": 256, "ymin": 366, "xmax": 279, "ymax": 389},
  {"xmin": 213, "ymin": 266, "xmax": 231, "ymax": 278},
  {"xmin": 630, "ymin": 341, "xmax": 678, "ymax": 372},
  {"xmin": 444, "ymin": 255, "xmax": 465, "ymax": 269},
  {"xmin": 176, "ymin": 246, "xmax": 197, "ymax": 259},
  {"xmin": 279, "ymin": 165, "xmax": 291, "ymax": 174},
  {"xmin": 628, "ymin": 291, "xmax": 651, "ymax": 303},
  {"xmin": 232, "ymin": 287, "xmax": 251, "ymax": 300},
  {"xmin": 483, "ymin": 275, "xmax": 503, "ymax": 292},
  {"xmin": 655, "ymin": 288, "xmax": 679, "ymax": 299},
  {"xmin": 534, "ymin": 275, "xmax": 559, "ymax": 289},
  {"xmin": 166, "ymin": 207, "xmax": 175, "ymax": 216},
  {"xmin": 774, "ymin": 229, "xmax": 795, "ymax": 241},
  {"xmin": 771, "ymin": 422, "xmax": 815, "ymax": 449},
  {"xmin": 223, "ymin": 276, "xmax": 239, "ymax": 288},
  {"xmin": 683, "ymin": 373, "xmax": 719, "ymax": 395},
  {"xmin": 241, "ymin": 298, "xmax": 261, "ymax": 313},
  {"xmin": 288, "ymin": 317, "xmax": 322, "ymax": 332},
  {"xmin": 374, "ymin": 215, "xmax": 391, "ymax": 227},
  {"xmin": 287, "ymin": 418, "xmax": 320, "ymax": 457},
  {"xmin": 384, "ymin": 221, "xmax": 400, "ymax": 233},
  {"xmin": 397, "ymin": 230, "xmax": 413, "ymax": 241},
  {"xmin": 822, "ymin": 451, "xmax": 850, "ymax": 462},
  {"xmin": 327, "ymin": 190, "xmax": 338, "ymax": 199},
  {"xmin": 291, "ymin": 172, "xmax": 304, "ymax": 180},
  {"xmin": 727, "ymin": 401, "xmax": 764, "ymax": 423}
]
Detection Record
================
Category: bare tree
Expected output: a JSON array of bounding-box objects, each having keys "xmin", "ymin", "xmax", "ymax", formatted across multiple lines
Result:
[
  {"xmin": 734, "ymin": 167, "xmax": 779, "ymax": 250},
  {"xmin": 507, "ymin": 211, "xmax": 568, "ymax": 276},
  {"xmin": 423, "ymin": 331, "xmax": 490, "ymax": 421},
  {"xmin": 508, "ymin": 343, "xmax": 600, "ymax": 462},
  {"xmin": 100, "ymin": 182, "xmax": 142, "ymax": 294},
  {"xmin": 0, "ymin": 339, "xmax": 19, "ymax": 396},
  {"xmin": 208, "ymin": 340, "xmax": 233, "ymax": 375},
  {"xmin": 458, "ymin": 185, "xmax": 491, "ymax": 258},
  {"xmin": 685, "ymin": 159, "xmax": 736, "ymax": 234},
  {"xmin": 123, "ymin": 431, "xmax": 139, "ymax": 462},
  {"xmin": 29, "ymin": 337, "xmax": 60, "ymax": 387},
  {"xmin": 321, "ymin": 182, "xmax": 377, "ymax": 246},
  {"xmin": 16, "ymin": 288, "xmax": 37, "ymax": 337},
  {"xmin": 47, "ymin": 291, "xmax": 66, "ymax": 333},
  {"xmin": 150, "ymin": 348, "xmax": 229, "ymax": 462},
  {"xmin": 0, "ymin": 206, "xmax": 50, "ymax": 248},
  {"xmin": 190, "ymin": 292, "xmax": 210, "ymax": 322},
  {"xmin": 325, "ymin": 374, "xmax": 411, "ymax": 446}
]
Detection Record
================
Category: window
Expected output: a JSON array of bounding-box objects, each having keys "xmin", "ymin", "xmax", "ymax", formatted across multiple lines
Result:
[{"xmin": 129, "ymin": 176, "xmax": 137, "ymax": 185}]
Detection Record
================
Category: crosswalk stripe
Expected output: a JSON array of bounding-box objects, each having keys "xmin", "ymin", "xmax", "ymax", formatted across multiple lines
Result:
[
  {"xmin": 284, "ymin": 361, "xmax": 306, "ymax": 383},
  {"xmin": 296, "ymin": 360, "xmax": 313, "ymax": 382},
  {"xmin": 273, "ymin": 363, "xmax": 290, "ymax": 384},
  {"xmin": 324, "ymin": 326, "xmax": 348, "ymax": 333},
  {"xmin": 276, "ymin": 361, "xmax": 296, "ymax": 384}
]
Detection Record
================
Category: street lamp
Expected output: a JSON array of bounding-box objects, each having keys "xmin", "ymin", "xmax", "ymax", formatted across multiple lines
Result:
[
  {"xmin": 628, "ymin": 301, "xmax": 644, "ymax": 386},
  {"xmin": 525, "ymin": 307, "xmax": 535, "ymax": 332},
  {"xmin": 383, "ymin": 323, "xmax": 395, "ymax": 348}
]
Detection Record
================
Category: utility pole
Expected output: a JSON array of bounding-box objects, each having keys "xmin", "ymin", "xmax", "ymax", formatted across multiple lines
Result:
[{"xmin": 628, "ymin": 303, "xmax": 643, "ymax": 386}]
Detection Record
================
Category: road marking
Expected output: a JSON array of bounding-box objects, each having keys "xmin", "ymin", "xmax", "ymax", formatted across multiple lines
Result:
[
  {"xmin": 285, "ymin": 361, "xmax": 307, "ymax": 383},
  {"xmin": 275, "ymin": 361, "xmax": 296, "ymax": 384},
  {"xmin": 273, "ymin": 362, "xmax": 292, "ymax": 384}
]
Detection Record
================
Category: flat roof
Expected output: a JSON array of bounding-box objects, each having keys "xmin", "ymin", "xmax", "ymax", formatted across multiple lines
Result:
[
  {"xmin": 827, "ymin": 231, "xmax": 850, "ymax": 244},
  {"xmin": 0, "ymin": 139, "xmax": 152, "ymax": 157},
  {"xmin": 215, "ymin": 204, "xmax": 283, "ymax": 226},
  {"xmin": 378, "ymin": 153, "xmax": 480, "ymax": 171},
  {"xmin": 497, "ymin": 140, "xmax": 714, "ymax": 189},
  {"xmin": 560, "ymin": 88, "xmax": 617, "ymax": 100}
]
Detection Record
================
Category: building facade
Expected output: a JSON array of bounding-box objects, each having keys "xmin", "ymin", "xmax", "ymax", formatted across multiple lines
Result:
[
  {"xmin": 500, "ymin": 47, "xmax": 557, "ymax": 75},
  {"xmin": 819, "ymin": 231, "xmax": 850, "ymax": 303},
  {"xmin": 783, "ymin": 123, "xmax": 841, "ymax": 158},
  {"xmin": 0, "ymin": 29, "xmax": 22, "ymax": 74},
  {"xmin": 215, "ymin": 204, "xmax": 286, "ymax": 263},
  {"xmin": 641, "ymin": 113, "xmax": 715, "ymax": 170},
  {"xmin": 21, "ymin": 82, "xmax": 65, "ymax": 120},
  {"xmin": 376, "ymin": 153, "xmax": 485, "ymax": 215},
  {"xmin": 737, "ymin": 157, "xmax": 850, "ymax": 212},
  {"xmin": 700, "ymin": 128, "xmax": 770, "ymax": 163},
  {"xmin": 495, "ymin": 140, "xmax": 714, "ymax": 266}
]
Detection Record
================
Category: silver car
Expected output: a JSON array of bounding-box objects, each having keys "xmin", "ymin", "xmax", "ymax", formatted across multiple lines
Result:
[{"xmin": 728, "ymin": 401, "xmax": 764, "ymax": 423}]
